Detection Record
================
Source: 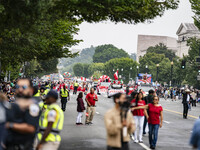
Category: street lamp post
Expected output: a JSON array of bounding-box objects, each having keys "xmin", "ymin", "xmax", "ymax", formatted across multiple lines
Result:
[
  {"xmin": 129, "ymin": 67, "xmax": 132, "ymax": 80},
  {"xmin": 145, "ymin": 65, "xmax": 148, "ymax": 74},
  {"xmin": 156, "ymin": 64, "xmax": 159, "ymax": 82},
  {"xmin": 136, "ymin": 66, "xmax": 139, "ymax": 75},
  {"xmin": 171, "ymin": 61, "xmax": 174, "ymax": 86}
]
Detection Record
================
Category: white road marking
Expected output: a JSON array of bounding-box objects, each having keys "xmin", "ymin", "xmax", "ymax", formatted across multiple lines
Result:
[
  {"xmin": 138, "ymin": 143, "xmax": 151, "ymax": 150},
  {"xmin": 163, "ymin": 120, "xmax": 170, "ymax": 124},
  {"xmin": 96, "ymin": 112, "xmax": 100, "ymax": 114}
]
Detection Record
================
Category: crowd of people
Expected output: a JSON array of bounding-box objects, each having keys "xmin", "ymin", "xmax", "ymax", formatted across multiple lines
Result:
[{"xmin": 0, "ymin": 78, "xmax": 200, "ymax": 150}]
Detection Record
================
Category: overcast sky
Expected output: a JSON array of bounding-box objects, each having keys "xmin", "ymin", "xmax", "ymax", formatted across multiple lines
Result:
[{"xmin": 72, "ymin": 0, "xmax": 194, "ymax": 54}]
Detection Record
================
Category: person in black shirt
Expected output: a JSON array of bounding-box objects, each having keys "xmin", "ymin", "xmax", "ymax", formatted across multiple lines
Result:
[
  {"xmin": 143, "ymin": 89, "xmax": 155, "ymax": 135},
  {"xmin": 4, "ymin": 78, "xmax": 40, "ymax": 150}
]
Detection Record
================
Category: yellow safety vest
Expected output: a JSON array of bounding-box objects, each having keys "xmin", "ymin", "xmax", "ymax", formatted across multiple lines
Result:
[
  {"xmin": 38, "ymin": 101, "xmax": 47, "ymax": 111},
  {"xmin": 34, "ymin": 90, "xmax": 40, "ymax": 97},
  {"xmin": 44, "ymin": 89, "xmax": 50, "ymax": 95},
  {"xmin": 61, "ymin": 89, "xmax": 68, "ymax": 98},
  {"xmin": 38, "ymin": 104, "xmax": 64, "ymax": 142},
  {"xmin": 74, "ymin": 83, "xmax": 78, "ymax": 87}
]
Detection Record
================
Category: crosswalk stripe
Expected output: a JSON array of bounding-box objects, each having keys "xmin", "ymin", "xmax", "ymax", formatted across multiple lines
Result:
[{"xmin": 138, "ymin": 143, "xmax": 151, "ymax": 150}]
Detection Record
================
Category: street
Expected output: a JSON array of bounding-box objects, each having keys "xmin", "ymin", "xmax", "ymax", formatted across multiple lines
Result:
[{"xmin": 59, "ymin": 92, "xmax": 199, "ymax": 150}]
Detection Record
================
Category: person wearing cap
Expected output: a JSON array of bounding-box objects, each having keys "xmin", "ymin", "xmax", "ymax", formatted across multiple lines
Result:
[
  {"xmin": 182, "ymin": 89, "xmax": 192, "ymax": 119},
  {"xmin": 36, "ymin": 90, "xmax": 64, "ymax": 150}
]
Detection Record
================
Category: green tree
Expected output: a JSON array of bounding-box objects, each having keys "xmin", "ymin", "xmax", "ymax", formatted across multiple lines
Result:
[
  {"xmin": 93, "ymin": 44, "xmax": 129, "ymax": 63},
  {"xmin": 88, "ymin": 63, "xmax": 105, "ymax": 76},
  {"xmin": 130, "ymin": 53, "xmax": 137, "ymax": 61},
  {"xmin": 183, "ymin": 37, "xmax": 200, "ymax": 88},
  {"xmin": 104, "ymin": 57, "xmax": 138, "ymax": 83},
  {"xmin": 54, "ymin": 0, "xmax": 179, "ymax": 24},
  {"xmin": 61, "ymin": 46, "xmax": 95, "ymax": 74},
  {"xmin": 73, "ymin": 63, "xmax": 84, "ymax": 77},
  {"xmin": 146, "ymin": 43, "xmax": 176, "ymax": 61},
  {"xmin": 139, "ymin": 52, "xmax": 165, "ymax": 74},
  {"xmin": 82, "ymin": 64, "xmax": 90, "ymax": 78}
]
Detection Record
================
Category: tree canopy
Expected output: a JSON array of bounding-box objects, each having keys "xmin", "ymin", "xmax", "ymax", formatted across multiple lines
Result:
[
  {"xmin": 104, "ymin": 57, "xmax": 138, "ymax": 83},
  {"xmin": 93, "ymin": 44, "xmax": 129, "ymax": 63},
  {"xmin": 146, "ymin": 43, "xmax": 176, "ymax": 61},
  {"xmin": 53, "ymin": 0, "xmax": 179, "ymax": 24}
]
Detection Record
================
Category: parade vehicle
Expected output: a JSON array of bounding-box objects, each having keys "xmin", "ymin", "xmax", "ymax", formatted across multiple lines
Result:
[
  {"xmin": 96, "ymin": 75, "xmax": 111, "ymax": 95},
  {"xmin": 97, "ymin": 82, "xmax": 111, "ymax": 95},
  {"xmin": 138, "ymin": 84, "xmax": 154, "ymax": 96},
  {"xmin": 107, "ymin": 84, "xmax": 125, "ymax": 98}
]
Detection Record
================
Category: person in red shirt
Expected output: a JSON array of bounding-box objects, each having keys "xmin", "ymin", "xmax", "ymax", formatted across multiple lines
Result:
[
  {"xmin": 131, "ymin": 92, "xmax": 148, "ymax": 143},
  {"xmin": 132, "ymin": 96, "xmax": 163, "ymax": 150},
  {"xmin": 85, "ymin": 87, "xmax": 98, "ymax": 125}
]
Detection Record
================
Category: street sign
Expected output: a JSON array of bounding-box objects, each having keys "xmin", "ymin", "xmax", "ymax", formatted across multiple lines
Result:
[{"xmin": 197, "ymin": 75, "xmax": 200, "ymax": 81}]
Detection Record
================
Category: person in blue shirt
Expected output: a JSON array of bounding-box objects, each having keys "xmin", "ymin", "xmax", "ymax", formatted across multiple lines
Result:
[{"xmin": 190, "ymin": 119, "xmax": 200, "ymax": 150}]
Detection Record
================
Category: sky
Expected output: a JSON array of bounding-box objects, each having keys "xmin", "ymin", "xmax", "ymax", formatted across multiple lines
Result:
[{"xmin": 72, "ymin": 0, "xmax": 194, "ymax": 54}]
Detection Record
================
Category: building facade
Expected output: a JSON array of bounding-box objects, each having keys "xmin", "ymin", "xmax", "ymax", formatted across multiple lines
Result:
[
  {"xmin": 136, "ymin": 23, "xmax": 200, "ymax": 62},
  {"xmin": 176, "ymin": 23, "xmax": 200, "ymax": 57},
  {"xmin": 136, "ymin": 35, "xmax": 177, "ymax": 62}
]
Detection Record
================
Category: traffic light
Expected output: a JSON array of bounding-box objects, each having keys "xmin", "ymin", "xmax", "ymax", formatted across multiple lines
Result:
[{"xmin": 181, "ymin": 60, "xmax": 186, "ymax": 69}]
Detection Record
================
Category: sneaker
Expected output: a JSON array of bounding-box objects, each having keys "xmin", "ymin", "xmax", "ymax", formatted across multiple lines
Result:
[
  {"xmin": 130, "ymin": 134, "xmax": 134, "ymax": 141},
  {"xmin": 76, "ymin": 123, "xmax": 79, "ymax": 125},
  {"xmin": 139, "ymin": 141, "xmax": 143, "ymax": 143},
  {"xmin": 85, "ymin": 123, "xmax": 90, "ymax": 125},
  {"xmin": 89, "ymin": 122, "xmax": 93, "ymax": 125},
  {"xmin": 79, "ymin": 123, "xmax": 83, "ymax": 125},
  {"xmin": 134, "ymin": 140, "xmax": 138, "ymax": 143}
]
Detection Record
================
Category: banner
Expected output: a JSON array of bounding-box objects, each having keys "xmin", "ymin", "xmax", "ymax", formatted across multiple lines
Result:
[{"xmin": 138, "ymin": 74, "xmax": 152, "ymax": 84}]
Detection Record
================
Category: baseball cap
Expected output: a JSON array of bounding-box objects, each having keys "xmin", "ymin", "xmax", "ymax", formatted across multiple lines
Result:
[{"xmin": 46, "ymin": 90, "xmax": 58, "ymax": 100}]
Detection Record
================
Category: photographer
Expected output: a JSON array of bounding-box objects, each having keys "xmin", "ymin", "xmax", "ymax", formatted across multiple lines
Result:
[{"xmin": 104, "ymin": 93, "xmax": 135, "ymax": 150}]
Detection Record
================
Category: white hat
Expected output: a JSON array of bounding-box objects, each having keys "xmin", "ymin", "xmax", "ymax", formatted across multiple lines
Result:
[{"xmin": 185, "ymin": 89, "xmax": 191, "ymax": 93}]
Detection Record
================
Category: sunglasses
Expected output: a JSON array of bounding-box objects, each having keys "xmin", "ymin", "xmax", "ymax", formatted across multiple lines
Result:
[{"xmin": 15, "ymin": 85, "xmax": 28, "ymax": 90}]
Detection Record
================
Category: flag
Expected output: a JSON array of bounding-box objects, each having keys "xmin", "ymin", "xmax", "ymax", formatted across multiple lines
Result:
[{"xmin": 114, "ymin": 71, "xmax": 118, "ymax": 80}]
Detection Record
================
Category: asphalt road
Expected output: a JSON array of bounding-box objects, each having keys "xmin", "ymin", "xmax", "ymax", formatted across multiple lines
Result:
[{"xmin": 59, "ymin": 92, "xmax": 200, "ymax": 150}]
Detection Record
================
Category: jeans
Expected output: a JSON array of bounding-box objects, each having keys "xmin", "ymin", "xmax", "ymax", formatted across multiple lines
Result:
[
  {"xmin": 148, "ymin": 124, "xmax": 159, "ymax": 147},
  {"xmin": 143, "ymin": 116, "xmax": 147, "ymax": 134},
  {"xmin": 61, "ymin": 97, "xmax": 67, "ymax": 111},
  {"xmin": 133, "ymin": 116, "xmax": 144, "ymax": 141},
  {"xmin": 0, "ymin": 123, "xmax": 5, "ymax": 150}
]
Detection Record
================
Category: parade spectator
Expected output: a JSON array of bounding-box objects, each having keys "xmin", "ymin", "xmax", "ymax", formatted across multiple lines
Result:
[
  {"xmin": 0, "ymin": 92, "xmax": 8, "ymax": 150},
  {"xmin": 190, "ymin": 119, "xmax": 200, "ymax": 150},
  {"xmin": 131, "ymin": 92, "xmax": 147, "ymax": 143},
  {"xmin": 105, "ymin": 93, "xmax": 135, "ymax": 150},
  {"xmin": 85, "ymin": 87, "xmax": 98, "ymax": 125},
  {"xmin": 143, "ymin": 89, "xmax": 154, "ymax": 135},
  {"xmin": 164, "ymin": 89, "xmax": 168, "ymax": 100},
  {"xmin": 76, "ymin": 92, "xmax": 85, "ymax": 125},
  {"xmin": 182, "ymin": 89, "xmax": 192, "ymax": 119},
  {"xmin": 191, "ymin": 90, "xmax": 197, "ymax": 107},
  {"xmin": 132, "ymin": 96, "xmax": 163, "ymax": 149}
]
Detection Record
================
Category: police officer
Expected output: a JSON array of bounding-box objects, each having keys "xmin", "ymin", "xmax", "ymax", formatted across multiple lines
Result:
[
  {"xmin": 60, "ymin": 85, "xmax": 70, "ymax": 111},
  {"xmin": 73, "ymin": 81, "xmax": 79, "ymax": 95},
  {"xmin": 33, "ymin": 85, "xmax": 41, "ymax": 102},
  {"xmin": 36, "ymin": 90, "xmax": 64, "ymax": 150},
  {"xmin": 4, "ymin": 78, "xmax": 40, "ymax": 150}
]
